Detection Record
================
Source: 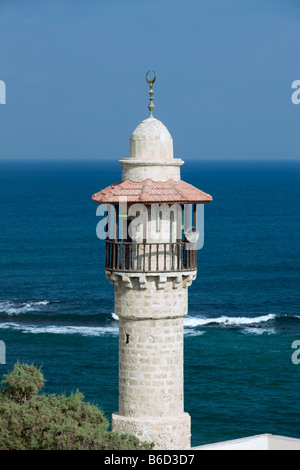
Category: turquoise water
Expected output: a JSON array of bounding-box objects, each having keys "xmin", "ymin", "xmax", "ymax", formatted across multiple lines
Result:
[{"xmin": 0, "ymin": 160, "xmax": 299, "ymax": 446}]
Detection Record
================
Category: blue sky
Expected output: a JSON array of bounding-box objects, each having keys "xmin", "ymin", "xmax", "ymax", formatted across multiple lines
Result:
[{"xmin": 0, "ymin": 0, "xmax": 299, "ymax": 160}]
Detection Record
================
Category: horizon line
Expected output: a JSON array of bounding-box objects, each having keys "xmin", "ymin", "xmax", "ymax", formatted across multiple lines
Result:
[{"xmin": 0, "ymin": 158, "xmax": 299, "ymax": 163}]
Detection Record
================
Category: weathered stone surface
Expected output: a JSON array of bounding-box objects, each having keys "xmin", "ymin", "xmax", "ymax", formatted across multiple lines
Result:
[
  {"xmin": 129, "ymin": 117, "xmax": 174, "ymax": 162},
  {"xmin": 119, "ymin": 117, "xmax": 184, "ymax": 182},
  {"xmin": 118, "ymin": 316, "xmax": 184, "ymax": 417},
  {"xmin": 110, "ymin": 274, "xmax": 194, "ymax": 449},
  {"xmin": 120, "ymin": 160, "xmax": 183, "ymax": 182},
  {"xmin": 111, "ymin": 412, "xmax": 191, "ymax": 450},
  {"xmin": 106, "ymin": 270, "xmax": 197, "ymax": 294}
]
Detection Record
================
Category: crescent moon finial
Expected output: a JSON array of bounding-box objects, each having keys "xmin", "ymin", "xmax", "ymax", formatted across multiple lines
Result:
[
  {"xmin": 146, "ymin": 70, "xmax": 156, "ymax": 117},
  {"xmin": 146, "ymin": 70, "xmax": 156, "ymax": 85}
]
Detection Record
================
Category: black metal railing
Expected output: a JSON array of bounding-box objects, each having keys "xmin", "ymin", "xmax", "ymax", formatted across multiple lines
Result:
[{"xmin": 105, "ymin": 240, "xmax": 197, "ymax": 272}]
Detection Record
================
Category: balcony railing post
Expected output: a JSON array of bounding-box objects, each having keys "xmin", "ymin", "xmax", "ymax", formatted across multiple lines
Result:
[
  {"xmin": 129, "ymin": 243, "xmax": 132, "ymax": 270},
  {"xmin": 171, "ymin": 243, "xmax": 175, "ymax": 271},
  {"xmin": 105, "ymin": 241, "xmax": 109, "ymax": 268},
  {"xmin": 193, "ymin": 243, "xmax": 197, "ymax": 269},
  {"xmin": 121, "ymin": 243, "xmax": 125, "ymax": 270},
  {"xmin": 164, "ymin": 244, "xmax": 167, "ymax": 271},
  {"xmin": 143, "ymin": 242, "xmax": 146, "ymax": 271},
  {"xmin": 112, "ymin": 241, "xmax": 115, "ymax": 270},
  {"xmin": 137, "ymin": 244, "xmax": 140, "ymax": 271},
  {"xmin": 116, "ymin": 243, "xmax": 119, "ymax": 270}
]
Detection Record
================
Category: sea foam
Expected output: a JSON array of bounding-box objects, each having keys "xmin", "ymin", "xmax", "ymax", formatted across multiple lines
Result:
[
  {"xmin": 183, "ymin": 313, "xmax": 276, "ymax": 328},
  {"xmin": 0, "ymin": 322, "xmax": 119, "ymax": 337},
  {"xmin": 0, "ymin": 300, "xmax": 51, "ymax": 315}
]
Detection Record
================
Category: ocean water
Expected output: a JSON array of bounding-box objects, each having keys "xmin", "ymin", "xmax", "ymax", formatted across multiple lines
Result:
[{"xmin": 0, "ymin": 159, "xmax": 299, "ymax": 446}]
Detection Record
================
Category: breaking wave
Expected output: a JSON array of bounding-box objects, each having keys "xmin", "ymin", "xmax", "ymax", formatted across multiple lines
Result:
[
  {"xmin": 0, "ymin": 300, "xmax": 51, "ymax": 315},
  {"xmin": 0, "ymin": 300, "xmax": 298, "ymax": 337},
  {"xmin": 183, "ymin": 313, "xmax": 276, "ymax": 328},
  {"xmin": 0, "ymin": 322, "xmax": 119, "ymax": 337},
  {"xmin": 241, "ymin": 327, "xmax": 276, "ymax": 336}
]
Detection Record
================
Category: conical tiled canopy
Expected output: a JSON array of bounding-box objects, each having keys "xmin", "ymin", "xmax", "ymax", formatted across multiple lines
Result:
[{"xmin": 92, "ymin": 179, "xmax": 212, "ymax": 204}]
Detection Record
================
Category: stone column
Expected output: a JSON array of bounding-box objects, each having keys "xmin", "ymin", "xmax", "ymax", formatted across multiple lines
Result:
[{"xmin": 108, "ymin": 271, "xmax": 196, "ymax": 450}]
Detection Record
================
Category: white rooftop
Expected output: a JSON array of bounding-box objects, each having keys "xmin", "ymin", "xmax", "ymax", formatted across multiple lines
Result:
[{"xmin": 193, "ymin": 434, "xmax": 300, "ymax": 451}]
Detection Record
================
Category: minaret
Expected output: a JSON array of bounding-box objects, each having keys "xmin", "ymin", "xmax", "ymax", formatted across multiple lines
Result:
[{"xmin": 92, "ymin": 73, "xmax": 212, "ymax": 449}]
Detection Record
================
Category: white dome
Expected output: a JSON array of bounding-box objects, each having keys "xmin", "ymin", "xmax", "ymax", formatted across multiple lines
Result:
[
  {"xmin": 129, "ymin": 117, "xmax": 173, "ymax": 161},
  {"xmin": 119, "ymin": 116, "xmax": 183, "ymax": 182}
]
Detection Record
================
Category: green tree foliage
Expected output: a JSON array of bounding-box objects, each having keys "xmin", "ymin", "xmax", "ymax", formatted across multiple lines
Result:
[{"xmin": 0, "ymin": 362, "xmax": 153, "ymax": 450}]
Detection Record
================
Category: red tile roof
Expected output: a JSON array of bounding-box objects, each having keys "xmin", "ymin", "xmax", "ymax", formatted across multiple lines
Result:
[{"xmin": 92, "ymin": 179, "xmax": 212, "ymax": 204}]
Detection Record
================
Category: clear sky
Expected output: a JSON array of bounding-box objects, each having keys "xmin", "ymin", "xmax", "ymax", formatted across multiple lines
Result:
[{"xmin": 0, "ymin": 0, "xmax": 299, "ymax": 161}]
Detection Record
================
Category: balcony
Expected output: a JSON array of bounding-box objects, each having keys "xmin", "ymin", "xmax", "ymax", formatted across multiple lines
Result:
[{"xmin": 105, "ymin": 240, "xmax": 197, "ymax": 273}]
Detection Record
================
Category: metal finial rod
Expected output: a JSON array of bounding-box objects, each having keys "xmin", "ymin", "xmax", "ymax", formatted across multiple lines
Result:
[{"xmin": 146, "ymin": 70, "xmax": 156, "ymax": 118}]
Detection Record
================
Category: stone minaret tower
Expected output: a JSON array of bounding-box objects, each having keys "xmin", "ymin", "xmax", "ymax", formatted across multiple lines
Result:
[{"xmin": 92, "ymin": 73, "xmax": 212, "ymax": 449}]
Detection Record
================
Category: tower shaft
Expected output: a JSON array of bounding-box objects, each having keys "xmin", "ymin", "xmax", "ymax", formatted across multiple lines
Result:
[{"xmin": 109, "ymin": 274, "xmax": 193, "ymax": 449}]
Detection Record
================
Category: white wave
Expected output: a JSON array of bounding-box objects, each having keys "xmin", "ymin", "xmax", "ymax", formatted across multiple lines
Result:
[
  {"xmin": 112, "ymin": 312, "xmax": 276, "ymax": 329},
  {"xmin": 0, "ymin": 300, "xmax": 51, "ymax": 315},
  {"xmin": 184, "ymin": 314, "xmax": 276, "ymax": 328},
  {"xmin": 0, "ymin": 322, "xmax": 119, "ymax": 337},
  {"xmin": 241, "ymin": 327, "xmax": 276, "ymax": 336},
  {"xmin": 0, "ymin": 321, "xmax": 201, "ymax": 337},
  {"xmin": 184, "ymin": 329, "xmax": 205, "ymax": 337},
  {"xmin": 0, "ymin": 310, "xmax": 278, "ymax": 337}
]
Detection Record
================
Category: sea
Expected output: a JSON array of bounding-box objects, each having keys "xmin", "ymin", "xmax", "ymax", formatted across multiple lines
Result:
[{"xmin": 0, "ymin": 159, "xmax": 299, "ymax": 447}]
